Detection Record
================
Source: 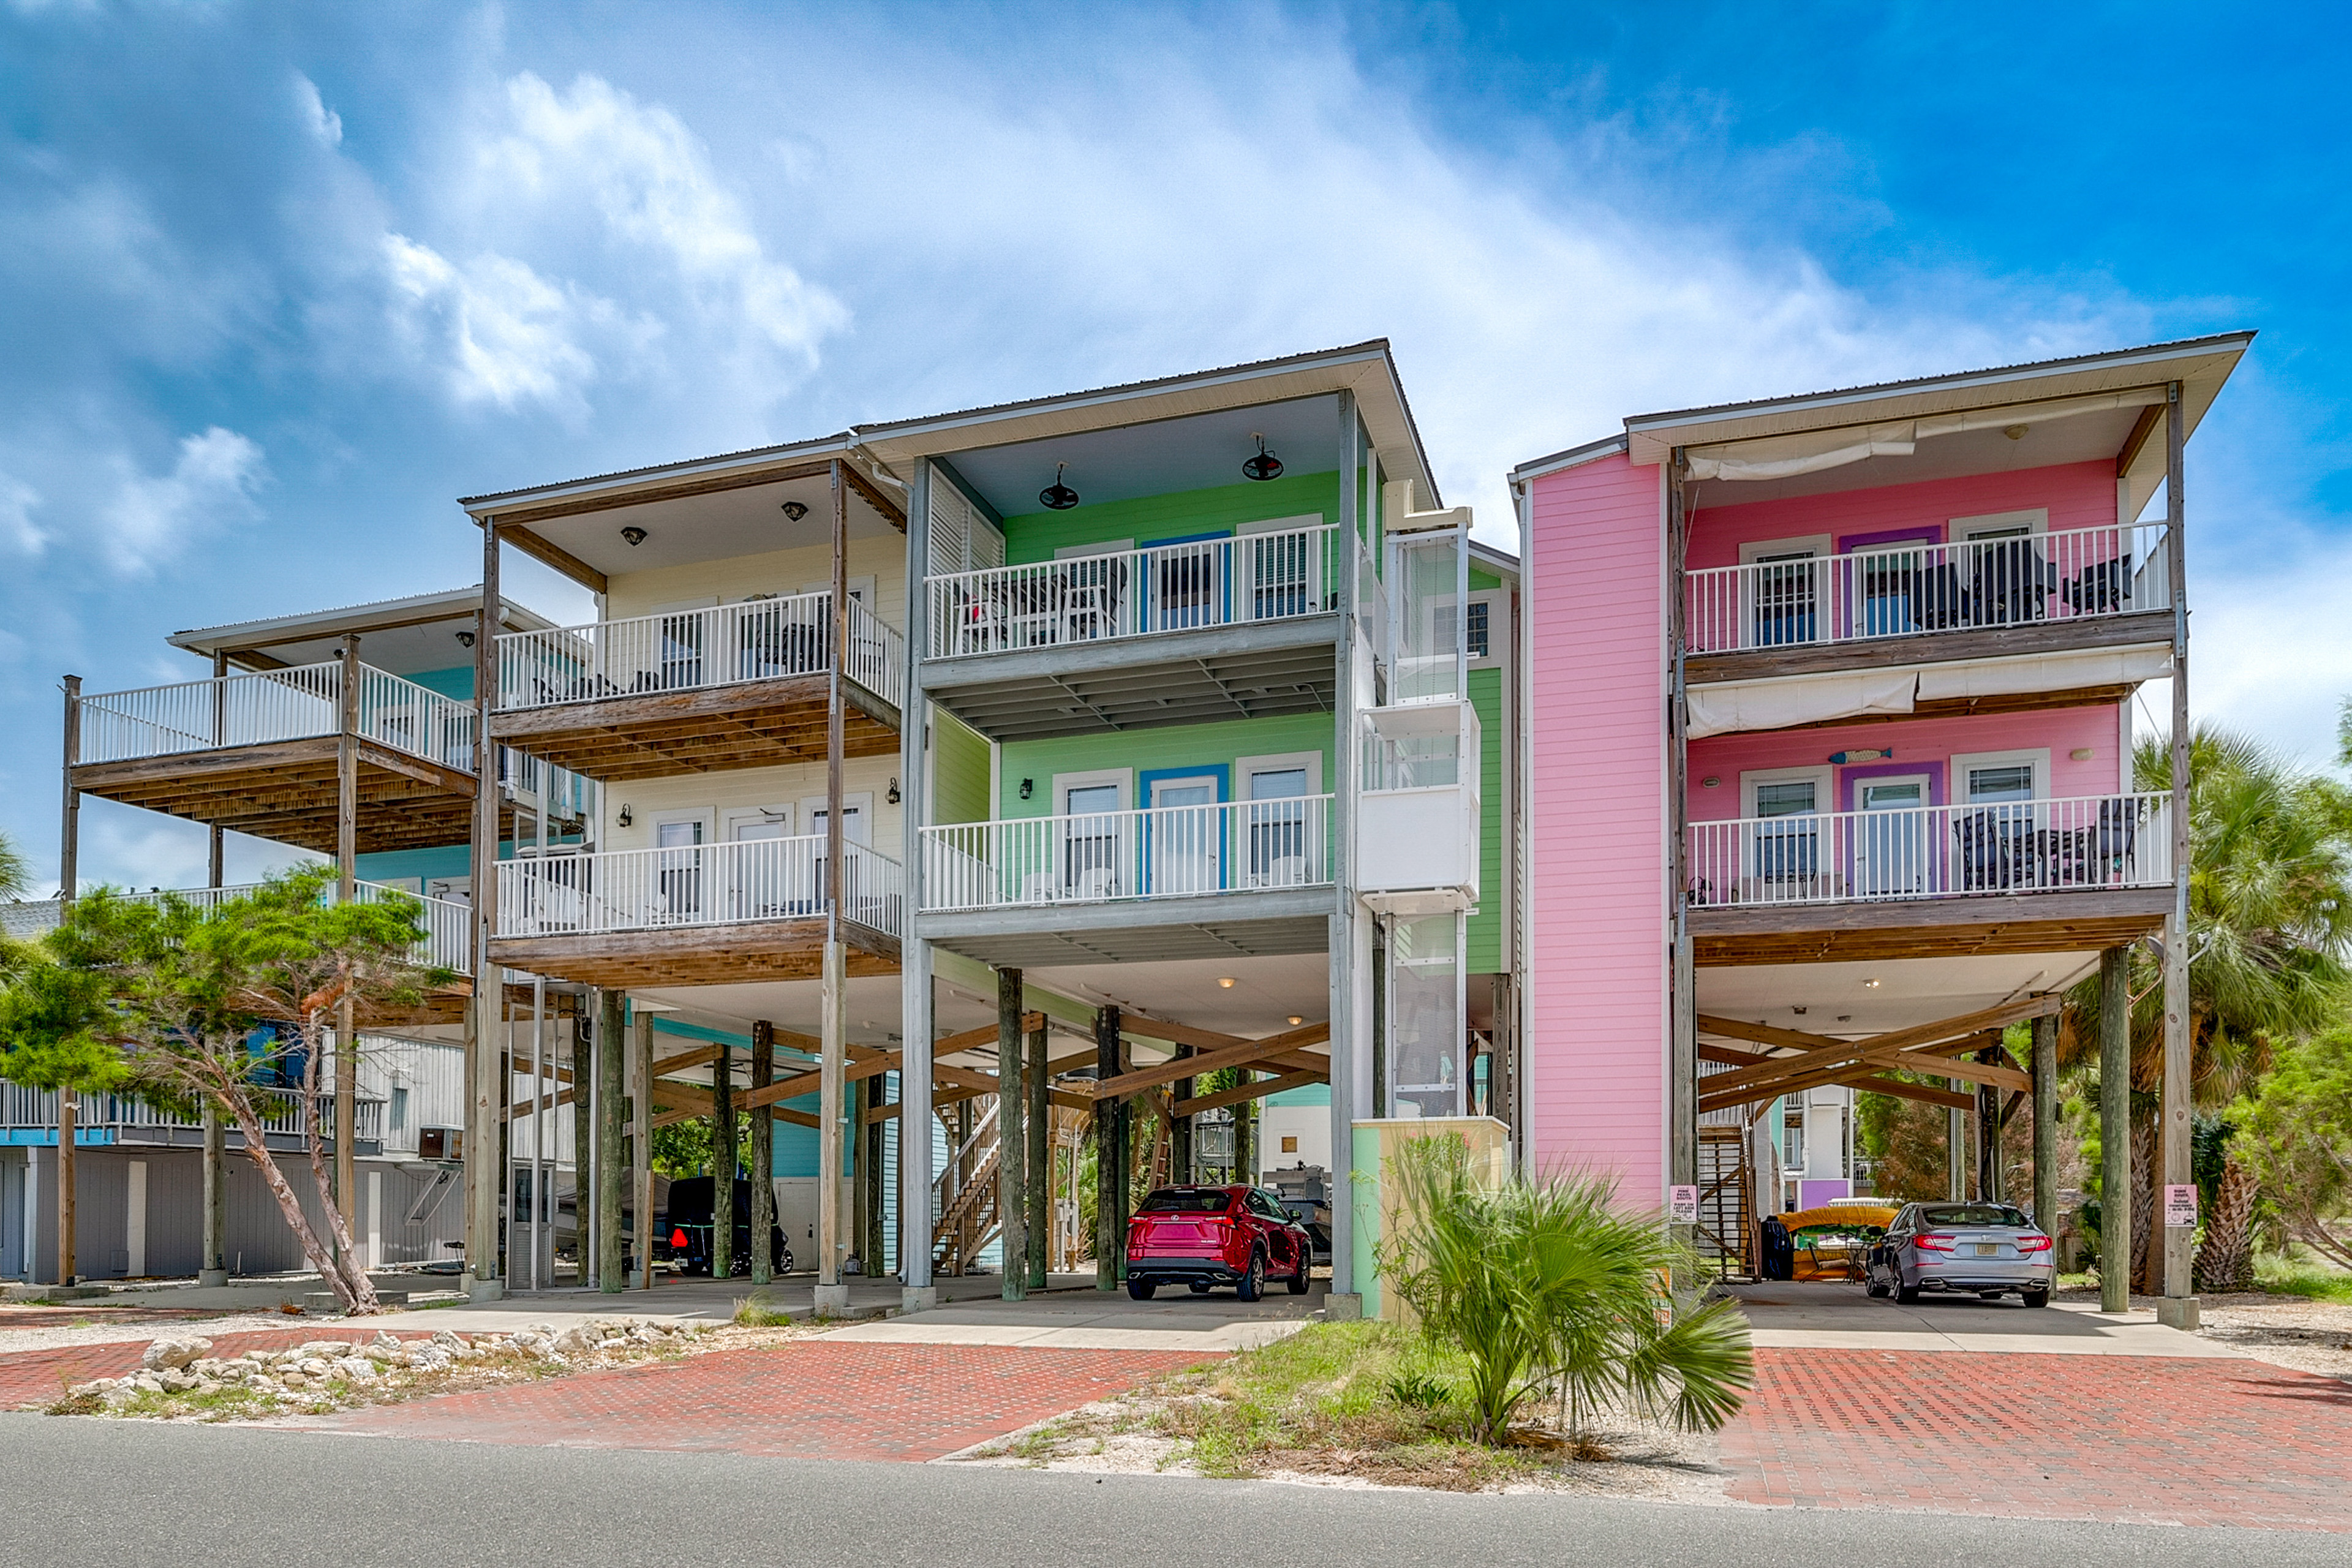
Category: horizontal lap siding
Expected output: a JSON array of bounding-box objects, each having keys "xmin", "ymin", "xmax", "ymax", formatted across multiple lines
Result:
[
  {"xmin": 1688, "ymin": 704, "xmax": 2127, "ymax": 817},
  {"xmin": 1529, "ymin": 453, "xmax": 1666, "ymax": 1199},
  {"xmin": 1684, "ymin": 461, "xmax": 2117, "ymax": 567}
]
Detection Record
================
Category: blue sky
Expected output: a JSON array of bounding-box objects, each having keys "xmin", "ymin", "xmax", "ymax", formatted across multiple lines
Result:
[{"xmin": 4, "ymin": 1, "xmax": 2346, "ymax": 892}]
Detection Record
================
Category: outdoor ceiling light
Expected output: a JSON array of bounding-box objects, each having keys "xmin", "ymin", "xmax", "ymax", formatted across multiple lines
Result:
[
  {"xmin": 1242, "ymin": 434, "xmax": 1283, "ymax": 482},
  {"xmin": 782, "ymin": 500, "xmax": 809, "ymax": 521},
  {"xmin": 1863, "ymin": 978, "xmax": 1882, "ymax": 988},
  {"xmin": 456, "ymin": 630, "xmax": 475, "ymax": 648},
  {"xmin": 1287, "ymin": 1014, "xmax": 1303, "ymax": 1027},
  {"xmin": 2002, "ymin": 424, "xmax": 2029, "ymax": 440},
  {"xmin": 621, "ymin": 526, "xmax": 648, "ymax": 546},
  {"xmin": 1218, "ymin": 977, "xmax": 1236, "ymax": 989},
  {"xmin": 1039, "ymin": 462, "xmax": 1080, "ymax": 511}
]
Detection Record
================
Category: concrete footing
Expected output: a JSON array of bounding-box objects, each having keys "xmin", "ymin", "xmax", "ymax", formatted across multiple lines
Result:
[
  {"xmin": 462, "ymin": 1273, "xmax": 505, "ymax": 1303},
  {"xmin": 1322, "ymin": 1292, "xmax": 1363, "ymax": 1322},
  {"xmin": 196, "ymin": 1270, "xmax": 228, "ymax": 1287},
  {"xmin": 813, "ymin": 1283, "xmax": 851, "ymax": 1315},
  {"xmin": 899, "ymin": 1286, "xmax": 938, "ymax": 1315},
  {"xmin": 2155, "ymin": 1295, "xmax": 2202, "ymax": 1330},
  {"xmin": 4, "ymin": 1283, "xmax": 109, "ymax": 1302}
]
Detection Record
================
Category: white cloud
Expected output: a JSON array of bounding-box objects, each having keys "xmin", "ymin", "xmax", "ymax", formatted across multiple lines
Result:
[
  {"xmin": 383, "ymin": 232, "xmax": 617, "ymax": 412},
  {"xmin": 293, "ymin": 74, "xmax": 344, "ymax": 147},
  {"xmin": 0, "ymin": 472, "xmax": 40, "ymax": 554},
  {"xmin": 96, "ymin": 427, "xmax": 268, "ymax": 574},
  {"xmin": 2184, "ymin": 530, "xmax": 2352, "ymax": 769}
]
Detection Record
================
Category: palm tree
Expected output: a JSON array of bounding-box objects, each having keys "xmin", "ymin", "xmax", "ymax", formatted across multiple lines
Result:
[
  {"xmin": 0, "ymin": 829, "xmax": 30, "ymax": 902},
  {"xmin": 2058, "ymin": 725, "xmax": 2352, "ymax": 1288}
]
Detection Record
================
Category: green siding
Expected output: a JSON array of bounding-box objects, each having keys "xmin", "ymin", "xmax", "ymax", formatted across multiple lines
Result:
[
  {"xmin": 1468, "ymin": 666, "xmax": 1505, "ymax": 974},
  {"xmin": 1469, "ymin": 564, "xmax": 1504, "ymax": 591},
  {"xmin": 998, "ymin": 713, "xmax": 1336, "ymax": 817},
  {"xmin": 999, "ymin": 472, "xmax": 1341, "ymax": 564},
  {"xmin": 930, "ymin": 706, "xmax": 992, "ymax": 825}
]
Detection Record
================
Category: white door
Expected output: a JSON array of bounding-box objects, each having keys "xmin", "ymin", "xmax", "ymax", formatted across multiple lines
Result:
[
  {"xmin": 1148, "ymin": 775, "xmax": 1221, "ymax": 895},
  {"xmin": 1060, "ymin": 782, "xmax": 1124, "ymax": 899},
  {"xmin": 723, "ymin": 809, "xmax": 796, "ymax": 919},
  {"xmin": 800, "ymin": 793, "xmax": 873, "ymax": 910},
  {"xmin": 1747, "ymin": 549, "xmax": 1819, "ymax": 647},
  {"xmin": 1748, "ymin": 778, "xmax": 1822, "ymax": 899},
  {"xmin": 1852, "ymin": 776, "xmax": 1929, "ymax": 898},
  {"xmin": 655, "ymin": 818, "xmax": 704, "ymax": 922},
  {"xmin": 1242, "ymin": 765, "xmax": 1310, "ymax": 886}
]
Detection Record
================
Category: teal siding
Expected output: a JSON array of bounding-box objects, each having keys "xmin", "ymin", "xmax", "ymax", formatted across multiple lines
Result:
[{"xmin": 407, "ymin": 665, "xmax": 474, "ymax": 701}]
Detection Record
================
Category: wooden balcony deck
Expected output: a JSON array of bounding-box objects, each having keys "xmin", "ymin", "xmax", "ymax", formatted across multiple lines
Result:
[
  {"xmin": 70, "ymin": 736, "xmax": 480, "ymax": 856},
  {"xmin": 1691, "ymin": 884, "xmax": 2170, "ymax": 966},
  {"xmin": 486, "ymin": 671, "xmax": 899, "ymax": 782},
  {"xmin": 486, "ymin": 915, "xmax": 900, "ymax": 990}
]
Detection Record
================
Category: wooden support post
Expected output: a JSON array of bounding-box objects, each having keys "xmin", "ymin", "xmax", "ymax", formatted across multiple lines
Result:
[
  {"xmin": 466, "ymin": 525, "xmax": 503, "ymax": 1297},
  {"xmin": 57, "ymin": 673, "xmax": 79, "ymax": 1286},
  {"xmin": 749, "ymin": 1022, "xmax": 774, "ymax": 1286},
  {"xmin": 813, "ymin": 456, "xmax": 852, "ymax": 1314},
  {"xmin": 580, "ymin": 995, "xmax": 605, "ymax": 1284},
  {"xmin": 597, "ymin": 991, "xmax": 626, "ymax": 1292},
  {"xmin": 633, "ymin": 1008, "xmax": 654, "ymax": 1291},
  {"xmin": 712, "ymin": 1035, "xmax": 736, "ymax": 1279},
  {"xmin": 1976, "ymin": 1036, "xmax": 2003, "ymax": 1203},
  {"xmin": 199, "ymin": 1102, "xmax": 227, "ymax": 1285},
  {"xmin": 2098, "ymin": 945, "xmax": 2133, "ymax": 1313},
  {"xmin": 997, "ymin": 968, "xmax": 1026, "ymax": 1301},
  {"xmin": 1095, "ymin": 1004, "xmax": 1122, "ymax": 1291},
  {"xmin": 1234, "ymin": 1071, "xmax": 1256, "ymax": 1184},
  {"xmin": 1169, "ymin": 1042, "xmax": 1194, "ymax": 1186},
  {"xmin": 897, "ymin": 456, "xmax": 935, "ymax": 1313},
  {"xmin": 1027, "ymin": 1014, "xmax": 1049, "ymax": 1288},
  {"xmin": 334, "ymin": 633, "xmax": 361, "ymax": 1243},
  {"xmin": 2160, "ymin": 380, "xmax": 2196, "ymax": 1321},
  {"xmin": 862, "ymin": 1074, "xmax": 885, "ymax": 1274},
  {"xmin": 2032, "ymin": 1011, "xmax": 2058, "ymax": 1233},
  {"xmin": 1668, "ymin": 450, "xmax": 1698, "ymax": 1199}
]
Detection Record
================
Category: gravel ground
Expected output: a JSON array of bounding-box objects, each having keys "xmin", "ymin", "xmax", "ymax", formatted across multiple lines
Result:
[{"xmin": 2053, "ymin": 1285, "xmax": 2352, "ymax": 1382}]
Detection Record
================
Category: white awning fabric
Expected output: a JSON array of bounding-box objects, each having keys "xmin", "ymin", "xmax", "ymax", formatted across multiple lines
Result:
[
  {"xmin": 1687, "ymin": 643, "xmax": 2171, "ymax": 737},
  {"xmin": 1684, "ymin": 386, "xmax": 2168, "ymax": 483}
]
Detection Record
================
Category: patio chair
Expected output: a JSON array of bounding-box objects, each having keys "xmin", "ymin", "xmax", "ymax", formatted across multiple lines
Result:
[
  {"xmin": 1906, "ymin": 562, "xmax": 1974, "ymax": 630},
  {"xmin": 1967, "ymin": 538, "xmax": 2058, "ymax": 625},
  {"xmin": 2094, "ymin": 796, "xmax": 2141, "ymax": 880},
  {"xmin": 2062, "ymin": 552, "xmax": 2135, "ymax": 614},
  {"xmin": 1953, "ymin": 810, "xmax": 2014, "ymax": 890}
]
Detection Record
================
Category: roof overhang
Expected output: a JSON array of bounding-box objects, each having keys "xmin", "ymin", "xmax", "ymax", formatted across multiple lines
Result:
[
  {"xmin": 1623, "ymin": 333, "xmax": 2252, "ymax": 518},
  {"xmin": 167, "ymin": 588, "xmax": 556, "ymax": 675}
]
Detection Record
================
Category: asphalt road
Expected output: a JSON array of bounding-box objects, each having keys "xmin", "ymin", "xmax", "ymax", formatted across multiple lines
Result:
[{"xmin": 0, "ymin": 1413, "xmax": 2337, "ymax": 1568}]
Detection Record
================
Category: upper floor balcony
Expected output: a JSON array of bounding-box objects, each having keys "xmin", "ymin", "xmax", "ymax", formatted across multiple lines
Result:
[
  {"xmin": 919, "ymin": 525, "xmax": 1346, "ymax": 741},
  {"xmin": 1684, "ymin": 521, "xmax": 2174, "ymax": 685},
  {"xmin": 487, "ymin": 834, "xmax": 903, "ymax": 989},
  {"xmin": 916, "ymin": 794, "xmax": 1336, "ymax": 965},
  {"xmin": 1685, "ymin": 790, "xmax": 2173, "ymax": 965},
  {"xmin": 490, "ymin": 593, "xmax": 905, "ymax": 780},
  {"xmin": 126, "ymin": 878, "xmax": 475, "ymax": 977},
  {"xmin": 1, "ymin": 1079, "xmax": 384, "ymax": 1153},
  {"xmin": 71, "ymin": 663, "xmax": 486, "ymax": 856}
]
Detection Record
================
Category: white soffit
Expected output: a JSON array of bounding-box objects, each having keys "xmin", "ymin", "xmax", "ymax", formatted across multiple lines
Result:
[{"xmin": 1698, "ymin": 951, "xmax": 2101, "ymax": 1040}]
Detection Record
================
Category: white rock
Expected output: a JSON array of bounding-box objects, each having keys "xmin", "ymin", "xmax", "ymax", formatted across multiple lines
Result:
[{"xmin": 140, "ymin": 1336, "xmax": 212, "ymax": 1372}]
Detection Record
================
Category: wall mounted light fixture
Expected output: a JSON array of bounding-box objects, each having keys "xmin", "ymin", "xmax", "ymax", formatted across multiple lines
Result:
[
  {"xmin": 886, "ymin": 777, "xmax": 902, "ymax": 804},
  {"xmin": 621, "ymin": 526, "xmax": 648, "ymax": 546},
  {"xmin": 617, "ymin": 804, "xmax": 633, "ymax": 827},
  {"xmin": 1019, "ymin": 778, "xmax": 1034, "ymax": 800}
]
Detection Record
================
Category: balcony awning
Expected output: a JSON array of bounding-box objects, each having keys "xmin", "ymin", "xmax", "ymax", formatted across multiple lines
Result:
[
  {"xmin": 1687, "ymin": 644, "xmax": 2173, "ymax": 737},
  {"xmin": 1684, "ymin": 386, "xmax": 2169, "ymax": 483}
]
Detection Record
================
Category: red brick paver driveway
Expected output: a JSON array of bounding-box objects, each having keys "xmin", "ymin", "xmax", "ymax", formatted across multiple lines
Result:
[
  {"xmin": 308, "ymin": 1341, "xmax": 1214, "ymax": 1463},
  {"xmin": 1724, "ymin": 1349, "xmax": 2352, "ymax": 1531}
]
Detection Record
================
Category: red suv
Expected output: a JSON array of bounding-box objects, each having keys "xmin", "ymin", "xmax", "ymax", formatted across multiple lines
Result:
[{"xmin": 1126, "ymin": 1185, "xmax": 1314, "ymax": 1301}]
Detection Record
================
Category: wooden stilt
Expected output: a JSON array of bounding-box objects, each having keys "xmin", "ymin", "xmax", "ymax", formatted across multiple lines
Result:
[
  {"xmin": 57, "ymin": 673, "xmax": 80, "ymax": 1287},
  {"xmin": 201, "ymin": 748, "xmax": 228, "ymax": 1286},
  {"xmin": 815, "ymin": 458, "xmax": 852, "ymax": 1312},
  {"xmin": 1095, "ymin": 1005, "xmax": 1122, "ymax": 1291},
  {"xmin": 597, "ymin": 990, "xmax": 626, "ymax": 1293},
  {"xmin": 750, "ymin": 1020, "xmax": 774, "ymax": 1286},
  {"xmin": 334, "ymin": 635, "xmax": 360, "ymax": 1243},
  {"xmin": 632, "ymin": 1008, "xmax": 654, "ymax": 1291},
  {"xmin": 997, "ymin": 968, "xmax": 1026, "ymax": 1302},
  {"xmin": 1170, "ymin": 1042, "xmax": 1193, "ymax": 1186},
  {"xmin": 1027, "ymin": 1015, "xmax": 1049, "ymax": 1289},
  {"xmin": 2099, "ymin": 945, "xmax": 2133, "ymax": 1313},
  {"xmin": 466, "ymin": 527, "xmax": 503, "ymax": 1295},
  {"xmin": 2160, "ymin": 380, "xmax": 2196, "ymax": 1317},
  {"xmin": 712, "ymin": 1036, "xmax": 736, "ymax": 1279},
  {"xmin": 2032, "ymin": 1011, "xmax": 2058, "ymax": 1232}
]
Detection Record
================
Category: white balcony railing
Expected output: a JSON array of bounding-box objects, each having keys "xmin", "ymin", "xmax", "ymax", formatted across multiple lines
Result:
[
  {"xmin": 494, "ymin": 594, "xmax": 905, "ymax": 713},
  {"xmin": 1686, "ymin": 792, "xmax": 2171, "ymax": 910},
  {"xmin": 119, "ymin": 880, "xmax": 473, "ymax": 974},
  {"xmin": 920, "ymin": 796, "xmax": 1334, "ymax": 912},
  {"xmin": 494, "ymin": 835, "xmax": 904, "ymax": 941},
  {"xmin": 77, "ymin": 662, "xmax": 478, "ymax": 771},
  {"xmin": 925, "ymin": 524, "xmax": 1341, "ymax": 659},
  {"xmin": 0, "ymin": 1082, "xmax": 380, "ymax": 1142},
  {"xmin": 1684, "ymin": 522, "xmax": 2172, "ymax": 655}
]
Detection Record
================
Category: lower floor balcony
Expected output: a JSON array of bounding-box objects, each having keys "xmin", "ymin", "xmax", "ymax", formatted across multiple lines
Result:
[
  {"xmin": 487, "ymin": 836, "xmax": 903, "ymax": 988},
  {"xmin": 1687, "ymin": 791, "xmax": 2172, "ymax": 965},
  {"xmin": 0, "ymin": 1082, "xmax": 384, "ymax": 1153}
]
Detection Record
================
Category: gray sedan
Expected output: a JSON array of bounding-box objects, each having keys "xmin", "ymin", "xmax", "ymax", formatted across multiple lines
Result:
[{"xmin": 1867, "ymin": 1202, "xmax": 2054, "ymax": 1307}]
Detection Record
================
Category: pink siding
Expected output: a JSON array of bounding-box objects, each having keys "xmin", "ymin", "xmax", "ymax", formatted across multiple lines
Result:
[
  {"xmin": 1687, "ymin": 706, "xmax": 2127, "ymax": 821},
  {"xmin": 1686, "ymin": 461, "xmax": 2117, "ymax": 569},
  {"xmin": 1528, "ymin": 451, "xmax": 1667, "ymax": 1200}
]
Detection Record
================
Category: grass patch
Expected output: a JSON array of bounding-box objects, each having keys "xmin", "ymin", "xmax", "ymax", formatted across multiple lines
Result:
[
  {"xmin": 2255, "ymin": 1254, "xmax": 2352, "ymax": 1303},
  {"xmin": 733, "ymin": 1291, "xmax": 797, "ymax": 1328}
]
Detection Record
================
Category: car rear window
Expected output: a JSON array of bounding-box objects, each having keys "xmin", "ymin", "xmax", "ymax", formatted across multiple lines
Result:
[
  {"xmin": 1138, "ymin": 1189, "xmax": 1233, "ymax": 1214},
  {"xmin": 1918, "ymin": 1205, "xmax": 2032, "ymax": 1229}
]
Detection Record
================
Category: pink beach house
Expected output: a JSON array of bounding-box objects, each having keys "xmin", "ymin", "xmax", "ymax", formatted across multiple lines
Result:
[{"xmin": 1510, "ymin": 334, "xmax": 2249, "ymax": 1319}]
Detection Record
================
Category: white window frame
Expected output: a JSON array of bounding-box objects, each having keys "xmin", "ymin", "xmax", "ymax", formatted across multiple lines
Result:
[
  {"xmin": 1738, "ymin": 533, "xmax": 1833, "ymax": 567},
  {"xmin": 1950, "ymin": 507, "xmax": 2049, "ymax": 541},
  {"xmin": 1235, "ymin": 751, "xmax": 1323, "ymax": 800},
  {"xmin": 650, "ymin": 807, "xmax": 715, "ymax": 846},
  {"xmin": 1054, "ymin": 540, "xmax": 1133, "ymax": 560},
  {"xmin": 799, "ymin": 575, "xmax": 880, "ymax": 606},
  {"xmin": 1052, "ymin": 768, "xmax": 1132, "ymax": 816},
  {"xmin": 720, "ymin": 804, "xmax": 798, "ymax": 840},
  {"xmin": 1463, "ymin": 590, "xmax": 1507, "ymax": 669},
  {"xmin": 797, "ymin": 791, "xmax": 875, "ymax": 846},
  {"xmin": 1951, "ymin": 748, "xmax": 2051, "ymax": 802},
  {"xmin": 1740, "ymin": 766, "xmax": 1831, "ymax": 820}
]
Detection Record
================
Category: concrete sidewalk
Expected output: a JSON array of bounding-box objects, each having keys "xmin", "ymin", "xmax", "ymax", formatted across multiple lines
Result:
[{"xmin": 1732, "ymin": 1280, "xmax": 2241, "ymax": 1357}]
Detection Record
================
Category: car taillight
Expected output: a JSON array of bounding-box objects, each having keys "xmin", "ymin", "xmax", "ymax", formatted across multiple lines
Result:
[
  {"xmin": 1915, "ymin": 1234, "xmax": 1957, "ymax": 1252},
  {"xmin": 2017, "ymin": 1234, "xmax": 2052, "ymax": 1253},
  {"xmin": 671, "ymin": 1228, "xmax": 689, "ymax": 1248}
]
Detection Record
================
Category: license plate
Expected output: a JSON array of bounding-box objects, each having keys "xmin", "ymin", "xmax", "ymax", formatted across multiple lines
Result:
[{"xmin": 1974, "ymin": 1243, "xmax": 1999, "ymax": 1257}]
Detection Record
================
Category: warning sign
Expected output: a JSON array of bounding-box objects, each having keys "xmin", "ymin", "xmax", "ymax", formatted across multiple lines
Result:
[
  {"xmin": 2164, "ymin": 1183, "xmax": 2199, "ymax": 1229},
  {"xmin": 1668, "ymin": 1185, "xmax": 1700, "ymax": 1225}
]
